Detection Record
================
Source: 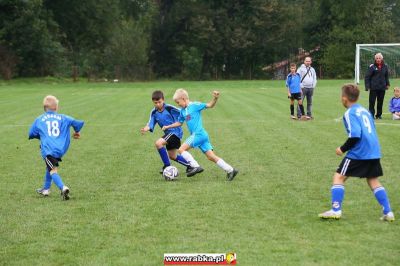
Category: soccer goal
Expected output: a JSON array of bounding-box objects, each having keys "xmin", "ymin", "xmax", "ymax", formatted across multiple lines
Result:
[{"xmin": 355, "ymin": 43, "xmax": 400, "ymax": 84}]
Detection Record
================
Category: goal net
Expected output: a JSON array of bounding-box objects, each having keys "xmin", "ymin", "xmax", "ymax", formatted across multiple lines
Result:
[{"xmin": 355, "ymin": 43, "xmax": 400, "ymax": 84}]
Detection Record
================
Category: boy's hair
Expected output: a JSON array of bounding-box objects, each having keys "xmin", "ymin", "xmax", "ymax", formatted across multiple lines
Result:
[
  {"xmin": 341, "ymin": 84, "xmax": 360, "ymax": 102},
  {"xmin": 290, "ymin": 63, "xmax": 296, "ymax": 68},
  {"xmin": 43, "ymin": 95, "xmax": 59, "ymax": 111},
  {"xmin": 394, "ymin": 87, "xmax": 400, "ymax": 92},
  {"xmin": 152, "ymin": 90, "xmax": 164, "ymax": 101},
  {"xmin": 173, "ymin": 88, "xmax": 189, "ymax": 101}
]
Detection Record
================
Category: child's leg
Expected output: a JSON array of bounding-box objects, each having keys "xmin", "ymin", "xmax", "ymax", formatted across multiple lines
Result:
[
  {"xmin": 43, "ymin": 169, "xmax": 52, "ymax": 190},
  {"xmin": 330, "ymin": 173, "xmax": 347, "ymax": 212},
  {"xmin": 178, "ymin": 143, "xmax": 200, "ymax": 167},
  {"xmin": 205, "ymin": 150, "xmax": 234, "ymax": 173},
  {"xmin": 49, "ymin": 168, "xmax": 64, "ymax": 190},
  {"xmin": 168, "ymin": 149, "xmax": 190, "ymax": 167},
  {"xmin": 290, "ymin": 99, "xmax": 295, "ymax": 115},
  {"xmin": 367, "ymin": 177, "xmax": 392, "ymax": 215},
  {"xmin": 393, "ymin": 113, "xmax": 400, "ymax": 120},
  {"xmin": 298, "ymin": 99, "xmax": 305, "ymax": 116},
  {"xmin": 155, "ymin": 138, "xmax": 171, "ymax": 167}
]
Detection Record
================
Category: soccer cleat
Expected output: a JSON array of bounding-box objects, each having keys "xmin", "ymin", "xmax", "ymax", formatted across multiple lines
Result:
[
  {"xmin": 299, "ymin": 115, "xmax": 310, "ymax": 121},
  {"xmin": 61, "ymin": 186, "xmax": 70, "ymax": 201},
  {"xmin": 227, "ymin": 169, "xmax": 239, "ymax": 181},
  {"xmin": 186, "ymin": 166, "xmax": 194, "ymax": 173},
  {"xmin": 375, "ymin": 116, "xmax": 382, "ymax": 120},
  {"xmin": 318, "ymin": 209, "xmax": 342, "ymax": 219},
  {"xmin": 36, "ymin": 188, "xmax": 50, "ymax": 196},
  {"xmin": 380, "ymin": 211, "xmax": 395, "ymax": 222},
  {"xmin": 186, "ymin": 166, "xmax": 204, "ymax": 177},
  {"xmin": 290, "ymin": 115, "xmax": 297, "ymax": 120}
]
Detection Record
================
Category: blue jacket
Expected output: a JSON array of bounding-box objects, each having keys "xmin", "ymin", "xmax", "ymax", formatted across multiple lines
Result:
[
  {"xmin": 285, "ymin": 73, "xmax": 302, "ymax": 94},
  {"xmin": 389, "ymin": 97, "xmax": 400, "ymax": 113}
]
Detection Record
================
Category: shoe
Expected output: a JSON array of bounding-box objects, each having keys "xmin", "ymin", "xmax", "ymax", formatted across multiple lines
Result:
[
  {"xmin": 299, "ymin": 115, "xmax": 310, "ymax": 121},
  {"xmin": 380, "ymin": 211, "xmax": 395, "ymax": 222},
  {"xmin": 186, "ymin": 166, "xmax": 194, "ymax": 173},
  {"xmin": 290, "ymin": 115, "xmax": 297, "ymax": 120},
  {"xmin": 227, "ymin": 169, "xmax": 239, "ymax": 181},
  {"xmin": 36, "ymin": 188, "xmax": 50, "ymax": 196},
  {"xmin": 318, "ymin": 209, "xmax": 342, "ymax": 219},
  {"xmin": 186, "ymin": 166, "xmax": 204, "ymax": 177},
  {"xmin": 376, "ymin": 116, "xmax": 382, "ymax": 120},
  {"xmin": 61, "ymin": 186, "xmax": 70, "ymax": 201},
  {"xmin": 159, "ymin": 165, "xmax": 168, "ymax": 174}
]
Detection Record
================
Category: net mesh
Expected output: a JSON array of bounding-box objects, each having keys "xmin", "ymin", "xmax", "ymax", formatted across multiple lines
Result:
[{"xmin": 359, "ymin": 45, "xmax": 400, "ymax": 80}]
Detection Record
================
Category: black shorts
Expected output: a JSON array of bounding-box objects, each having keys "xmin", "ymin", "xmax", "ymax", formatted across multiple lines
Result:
[
  {"xmin": 162, "ymin": 133, "xmax": 181, "ymax": 150},
  {"xmin": 336, "ymin": 158, "xmax": 383, "ymax": 178},
  {"xmin": 44, "ymin": 155, "xmax": 62, "ymax": 171},
  {"xmin": 290, "ymin": 93, "xmax": 302, "ymax": 100}
]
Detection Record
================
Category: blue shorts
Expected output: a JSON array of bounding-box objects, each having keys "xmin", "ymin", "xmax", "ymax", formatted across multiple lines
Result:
[{"xmin": 185, "ymin": 133, "xmax": 213, "ymax": 153}]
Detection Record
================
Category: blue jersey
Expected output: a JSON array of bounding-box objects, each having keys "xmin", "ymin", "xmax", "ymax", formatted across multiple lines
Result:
[
  {"xmin": 28, "ymin": 111, "xmax": 84, "ymax": 159},
  {"xmin": 285, "ymin": 73, "xmax": 302, "ymax": 94},
  {"xmin": 178, "ymin": 102, "xmax": 208, "ymax": 135},
  {"xmin": 343, "ymin": 104, "xmax": 381, "ymax": 159},
  {"xmin": 148, "ymin": 104, "xmax": 183, "ymax": 138}
]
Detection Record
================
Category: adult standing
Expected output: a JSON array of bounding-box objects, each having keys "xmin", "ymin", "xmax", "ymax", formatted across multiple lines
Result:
[
  {"xmin": 365, "ymin": 53, "xmax": 390, "ymax": 119},
  {"xmin": 297, "ymin": 57, "xmax": 317, "ymax": 119}
]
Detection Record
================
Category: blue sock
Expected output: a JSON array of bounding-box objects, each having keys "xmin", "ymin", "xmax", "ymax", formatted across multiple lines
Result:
[
  {"xmin": 175, "ymin": 154, "xmax": 190, "ymax": 167},
  {"xmin": 373, "ymin": 187, "xmax": 392, "ymax": 214},
  {"xmin": 51, "ymin": 173, "xmax": 64, "ymax": 190},
  {"xmin": 43, "ymin": 170, "xmax": 52, "ymax": 190},
  {"xmin": 331, "ymin": 184, "xmax": 345, "ymax": 212},
  {"xmin": 158, "ymin": 147, "xmax": 171, "ymax": 167}
]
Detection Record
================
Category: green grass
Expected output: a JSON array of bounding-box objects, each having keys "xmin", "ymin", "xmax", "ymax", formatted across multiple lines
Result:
[{"xmin": 0, "ymin": 79, "xmax": 399, "ymax": 265}]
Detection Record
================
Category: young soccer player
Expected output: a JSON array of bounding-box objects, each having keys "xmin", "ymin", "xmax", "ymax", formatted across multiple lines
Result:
[
  {"xmin": 162, "ymin": 89, "xmax": 239, "ymax": 181},
  {"xmin": 286, "ymin": 63, "xmax": 306, "ymax": 120},
  {"xmin": 28, "ymin": 95, "xmax": 84, "ymax": 200},
  {"xmin": 141, "ymin": 90, "xmax": 194, "ymax": 175},
  {"xmin": 319, "ymin": 84, "xmax": 394, "ymax": 221},
  {"xmin": 388, "ymin": 87, "xmax": 400, "ymax": 120}
]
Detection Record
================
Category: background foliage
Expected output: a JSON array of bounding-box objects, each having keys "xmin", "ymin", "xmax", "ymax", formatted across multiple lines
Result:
[{"xmin": 0, "ymin": 0, "xmax": 399, "ymax": 80}]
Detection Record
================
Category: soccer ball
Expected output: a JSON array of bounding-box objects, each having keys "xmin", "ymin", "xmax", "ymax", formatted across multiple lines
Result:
[{"xmin": 163, "ymin": 166, "xmax": 179, "ymax": 181}]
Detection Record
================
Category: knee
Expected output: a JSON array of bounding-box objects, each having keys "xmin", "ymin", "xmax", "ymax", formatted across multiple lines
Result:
[
  {"xmin": 155, "ymin": 140, "xmax": 164, "ymax": 149},
  {"xmin": 49, "ymin": 168, "xmax": 58, "ymax": 175}
]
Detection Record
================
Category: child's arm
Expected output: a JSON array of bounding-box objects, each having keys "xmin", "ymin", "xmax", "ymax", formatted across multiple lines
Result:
[
  {"xmin": 206, "ymin": 91, "xmax": 220, "ymax": 108},
  {"xmin": 162, "ymin": 122, "xmax": 182, "ymax": 131},
  {"xmin": 28, "ymin": 120, "xmax": 40, "ymax": 139},
  {"xmin": 140, "ymin": 124, "xmax": 150, "ymax": 134}
]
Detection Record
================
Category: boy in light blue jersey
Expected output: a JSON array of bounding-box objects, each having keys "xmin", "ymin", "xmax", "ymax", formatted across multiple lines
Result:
[
  {"xmin": 162, "ymin": 89, "xmax": 238, "ymax": 181},
  {"xmin": 286, "ymin": 63, "xmax": 306, "ymax": 120},
  {"xmin": 28, "ymin": 95, "xmax": 84, "ymax": 200},
  {"xmin": 141, "ymin": 90, "xmax": 192, "ymax": 175},
  {"xmin": 388, "ymin": 87, "xmax": 400, "ymax": 120},
  {"xmin": 319, "ymin": 84, "xmax": 394, "ymax": 221}
]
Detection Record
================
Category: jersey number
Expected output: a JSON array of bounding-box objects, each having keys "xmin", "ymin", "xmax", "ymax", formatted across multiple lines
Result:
[
  {"xmin": 362, "ymin": 115, "xmax": 372, "ymax": 134},
  {"xmin": 46, "ymin": 121, "xmax": 60, "ymax": 137}
]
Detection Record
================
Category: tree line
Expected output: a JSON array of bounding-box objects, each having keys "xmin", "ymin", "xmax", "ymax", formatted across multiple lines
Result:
[{"xmin": 0, "ymin": 0, "xmax": 398, "ymax": 80}]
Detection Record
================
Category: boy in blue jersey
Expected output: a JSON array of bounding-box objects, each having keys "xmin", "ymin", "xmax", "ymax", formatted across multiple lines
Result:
[
  {"xmin": 388, "ymin": 87, "xmax": 400, "ymax": 120},
  {"xmin": 319, "ymin": 84, "xmax": 394, "ymax": 221},
  {"xmin": 286, "ymin": 63, "xmax": 306, "ymax": 120},
  {"xmin": 141, "ymin": 90, "xmax": 193, "ymax": 175},
  {"xmin": 28, "ymin": 95, "xmax": 84, "ymax": 200},
  {"xmin": 162, "ymin": 89, "xmax": 239, "ymax": 181}
]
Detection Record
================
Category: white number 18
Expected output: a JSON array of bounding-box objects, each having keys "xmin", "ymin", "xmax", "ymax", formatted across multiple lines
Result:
[{"xmin": 46, "ymin": 121, "xmax": 60, "ymax": 137}]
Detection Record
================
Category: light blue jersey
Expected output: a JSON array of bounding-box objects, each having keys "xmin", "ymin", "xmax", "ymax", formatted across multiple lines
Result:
[
  {"xmin": 178, "ymin": 102, "xmax": 212, "ymax": 153},
  {"xmin": 28, "ymin": 111, "xmax": 84, "ymax": 159},
  {"xmin": 343, "ymin": 104, "xmax": 380, "ymax": 159}
]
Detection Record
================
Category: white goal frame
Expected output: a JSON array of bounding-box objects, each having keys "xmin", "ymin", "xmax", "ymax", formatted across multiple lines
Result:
[{"xmin": 355, "ymin": 43, "xmax": 400, "ymax": 84}]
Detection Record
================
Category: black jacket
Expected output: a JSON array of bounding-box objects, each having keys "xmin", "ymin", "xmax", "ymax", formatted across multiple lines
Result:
[{"xmin": 365, "ymin": 62, "xmax": 390, "ymax": 91}]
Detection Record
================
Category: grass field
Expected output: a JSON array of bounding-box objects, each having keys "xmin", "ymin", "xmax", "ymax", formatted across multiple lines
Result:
[{"xmin": 0, "ymin": 79, "xmax": 399, "ymax": 265}]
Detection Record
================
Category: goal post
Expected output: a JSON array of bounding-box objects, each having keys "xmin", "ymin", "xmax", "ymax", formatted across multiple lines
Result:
[{"xmin": 355, "ymin": 43, "xmax": 400, "ymax": 84}]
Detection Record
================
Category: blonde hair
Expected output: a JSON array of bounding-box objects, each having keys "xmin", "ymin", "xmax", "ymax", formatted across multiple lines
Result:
[
  {"xmin": 43, "ymin": 95, "xmax": 59, "ymax": 111},
  {"xmin": 394, "ymin": 87, "xmax": 400, "ymax": 92},
  {"xmin": 173, "ymin": 88, "xmax": 189, "ymax": 101}
]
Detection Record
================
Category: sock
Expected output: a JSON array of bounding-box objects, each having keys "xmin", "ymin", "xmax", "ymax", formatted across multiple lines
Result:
[
  {"xmin": 51, "ymin": 173, "xmax": 64, "ymax": 190},
  {"xmin": 175, "ymin": 154, "xmax": 190, "ymax": 167},
  {"xmin": 373, "ymin": 187, "xmax": 392, "ymax": 214},
  {"xmin": 290, "ymin": 104, "xmax": 294, "ymax": 115},
  {"xmin": 331, "ymin": 184, "xmax": 345, "ymax": 212},
  {"xmin": 216, "ymin": 159, "xmax": 234, "ymax": 173},
  {"xmin": 43, "ymin": 170, "xmax": 52, "ymax": 190},
  {"xmin": 299, "ymin": 104, "xmax": 305, "ymax": 116},
  {"xmin": 157, "ymin": 147, "xmax": 171, "ymax": 167},
  {"xmin": 181, "ymin": 151, "xmax": 200, "ymax": 167}
]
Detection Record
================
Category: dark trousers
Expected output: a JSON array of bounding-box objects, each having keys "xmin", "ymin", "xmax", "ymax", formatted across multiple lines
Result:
[{"xmin": 369, "ymin": 90, "xmax": 386, "ymax": 118}]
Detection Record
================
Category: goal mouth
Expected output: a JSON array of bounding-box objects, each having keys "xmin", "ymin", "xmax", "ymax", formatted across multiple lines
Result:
[{"xmin": 355, "ymin": 43, "xmax": 400, "ymax": 84}]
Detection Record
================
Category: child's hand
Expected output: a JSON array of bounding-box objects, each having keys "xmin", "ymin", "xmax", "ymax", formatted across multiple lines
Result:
[
  {"xmin": 140, "ymin": 126, "xmax": 150, "ymax": 135},
  {"xmin": 288, "ymin": 92, "xmax": 291, "ymax": 98},
  {"xmin": 335, "ymin": 147, "xmax": 343, "ymax": 156},
  {"xmin": 161, "ymin": 125, "xmax": 169, "ymax": 131},
  {"xmin": 212, "ymin": 91, "xmax": 220, "ymax": 98},
  {"xmin": 73, "ymin": 132, "xmax": 81, "ymax": 139}
]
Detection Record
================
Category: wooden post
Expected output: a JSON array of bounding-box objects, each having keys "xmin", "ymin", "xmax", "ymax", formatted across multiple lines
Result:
[{"xmin": 72, "ymin": 65, "xmax": 78, "ymax": 82}]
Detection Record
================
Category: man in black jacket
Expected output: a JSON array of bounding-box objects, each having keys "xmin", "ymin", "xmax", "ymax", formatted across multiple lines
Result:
[{"xmin": 365, "ymin": 53, "xmax": 390, "ymax": 119}]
